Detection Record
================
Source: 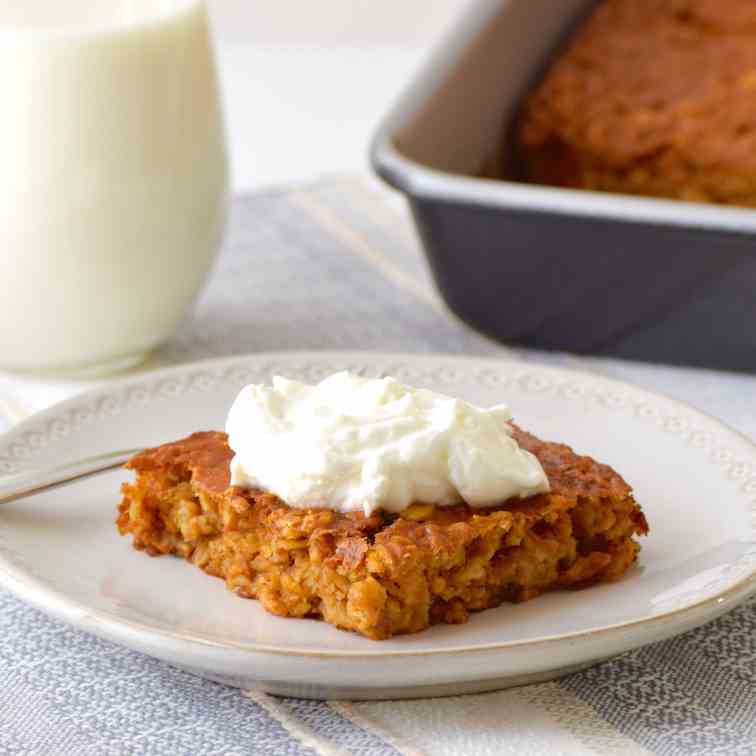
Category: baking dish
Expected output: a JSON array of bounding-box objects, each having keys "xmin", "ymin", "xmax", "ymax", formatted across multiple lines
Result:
[{"xmin": 371, "ymin": 0, "xmax": 756, "ymax": 371}]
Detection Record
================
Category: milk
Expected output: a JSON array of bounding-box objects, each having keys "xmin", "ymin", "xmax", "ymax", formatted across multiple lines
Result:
[{"xmin": 0, "ymin": 0, "xmax": 228, "ymax": 374}]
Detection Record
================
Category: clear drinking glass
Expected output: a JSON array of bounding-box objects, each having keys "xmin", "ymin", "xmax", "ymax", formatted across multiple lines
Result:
[{"xmin": 0, "ymin": 0, "xmax": 228, "ymax": 376}]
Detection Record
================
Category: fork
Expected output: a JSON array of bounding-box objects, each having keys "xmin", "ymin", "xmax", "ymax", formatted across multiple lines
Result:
[{"xmin": 0, "ymin": 449, "xmax": 141, "ymax": 505}]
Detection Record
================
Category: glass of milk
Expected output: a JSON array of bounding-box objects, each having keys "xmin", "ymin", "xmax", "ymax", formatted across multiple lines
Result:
[{"xmin": 0, "ymin": 0, "xmax": 228, "ymax": 375}]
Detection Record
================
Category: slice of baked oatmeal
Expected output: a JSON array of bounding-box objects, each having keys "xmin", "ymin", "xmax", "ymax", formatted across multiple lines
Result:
[{"xmin": 117, "ymin": 429, "xmax": 648, "ymax": 640}]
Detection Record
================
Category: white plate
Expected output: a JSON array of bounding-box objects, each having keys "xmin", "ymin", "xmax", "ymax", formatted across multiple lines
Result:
[{"xmin": 0, "ymin": 352, "xmax": 754, "ymax": 700}]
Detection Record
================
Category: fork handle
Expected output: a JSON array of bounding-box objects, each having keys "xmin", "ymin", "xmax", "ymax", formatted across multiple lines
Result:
[{"xmin": 0, "ymin": 449, "xmax": 140, "ymax": 505}]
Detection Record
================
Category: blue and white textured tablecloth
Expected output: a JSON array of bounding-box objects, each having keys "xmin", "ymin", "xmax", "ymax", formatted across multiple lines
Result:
[{"xmin": 1, "ymin": 178, "xmax": 754, "ymax": 756}]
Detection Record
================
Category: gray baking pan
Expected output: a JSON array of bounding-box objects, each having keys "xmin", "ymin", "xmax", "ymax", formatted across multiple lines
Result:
[{"xmin": 370, "ymin": 0, "xmax": 756, "ymax": 371}]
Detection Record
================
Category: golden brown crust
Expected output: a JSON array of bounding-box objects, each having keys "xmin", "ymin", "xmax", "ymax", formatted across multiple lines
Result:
[
  {"xmin": 127, "ymin": 431, "xmax": 233, "ymax": 494},
  {"xmin": 511, "ymin": 425, "xmax": 632, "ymax": 502},
  {"xmin": 517, "ymin": 0, "xmax": 756, "ymax": 206},
  {"xmin": 118, "ymin": 428, "xmax": 648, "ymax": 639}
]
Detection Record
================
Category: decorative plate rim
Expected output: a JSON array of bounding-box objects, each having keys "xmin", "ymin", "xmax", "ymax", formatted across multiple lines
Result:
[{"xmin": 0, "ymin": 350, "xmax": 754, "ymax": 659}]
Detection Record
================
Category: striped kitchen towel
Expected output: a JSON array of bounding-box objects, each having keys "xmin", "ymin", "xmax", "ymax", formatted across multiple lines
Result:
[{"xmin": 0, "ymin": 178, "xmax": 754, "ymax": 755}]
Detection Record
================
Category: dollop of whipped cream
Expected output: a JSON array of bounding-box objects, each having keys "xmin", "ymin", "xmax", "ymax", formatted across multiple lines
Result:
[{"xmin": 226, "ymin": 371, "xmax": 549, "ymax": 516}]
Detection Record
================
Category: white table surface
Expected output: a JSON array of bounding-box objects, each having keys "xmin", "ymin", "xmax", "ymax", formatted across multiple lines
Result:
[{"xmin": 207, "ymin": 0, "xmax": 471, "ymax": 192}]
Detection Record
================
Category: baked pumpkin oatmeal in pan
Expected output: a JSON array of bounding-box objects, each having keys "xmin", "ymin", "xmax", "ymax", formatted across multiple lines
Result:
[
  {"xmin": 117, "ymin": 426, "xmax": 648, "ymax": 640},
  {"xmin": 517, "ymin": 0, "xmax": 756, "ymax": 206}
]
